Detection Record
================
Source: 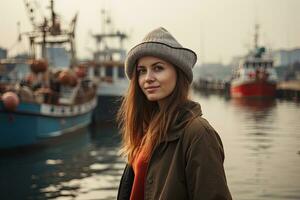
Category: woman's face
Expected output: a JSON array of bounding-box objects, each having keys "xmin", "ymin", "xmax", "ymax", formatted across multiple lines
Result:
[{"xmin": 137, "ymin": 56, "xmax": 177, "ymax": 103}]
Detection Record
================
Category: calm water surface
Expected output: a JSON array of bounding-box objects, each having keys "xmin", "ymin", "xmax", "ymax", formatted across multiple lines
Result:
[
  {"xmin": 1, "ymin": 91, "xmax": 300, "ymax": 200},
  {"xmin": 193, "ymin": 91, "xmax": 300, "ymax": 200},
  {"xmin": 0, "ymin": 125, "xmax": 125, "ymax": 200}
]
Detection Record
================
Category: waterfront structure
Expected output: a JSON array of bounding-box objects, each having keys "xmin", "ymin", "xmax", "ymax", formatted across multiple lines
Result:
[
  {"xmin": 272, "ymin": 48, "xmax": 300, "ymax": 67},
  {"xmin": 0, "ymin": 48, "xmax": 7, "ymax": 59}
]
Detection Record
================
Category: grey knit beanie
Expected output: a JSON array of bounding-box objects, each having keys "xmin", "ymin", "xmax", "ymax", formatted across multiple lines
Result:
[{"xmin": 125, "ymin": 27, "xmax": 197, "ymax": 83}]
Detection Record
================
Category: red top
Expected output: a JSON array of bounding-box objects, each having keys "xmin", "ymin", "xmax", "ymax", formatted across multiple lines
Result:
[{"xmin": 130, "ymin": 148, "xmax": 149, "ymax": 200}]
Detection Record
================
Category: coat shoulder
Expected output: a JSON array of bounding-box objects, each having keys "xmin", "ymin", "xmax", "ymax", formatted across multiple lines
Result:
[
  {"xmin": 182, "ymin": 116, "xmax": 224, "ymax": 151},
  {"xmin": 184, "ymin": 116, "xmax": 215, "ymax": 139}
]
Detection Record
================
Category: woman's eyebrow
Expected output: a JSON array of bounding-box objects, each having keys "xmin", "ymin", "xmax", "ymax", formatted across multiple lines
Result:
[
  {"xmin": 136, "ymin": 65, "xmax": 145, "ymax": 69},
  {"xmin": 151, "ymin": 61, "xmax": 164, "ymax": 67},
  {"xmin": 137, "ymin": 61, "xmax": 164, "ymax": 69}
]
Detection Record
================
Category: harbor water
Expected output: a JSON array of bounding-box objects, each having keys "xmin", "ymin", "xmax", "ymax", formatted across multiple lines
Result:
[
  {"xmin": 193, "ymin": 91, "xmax": 300, "ymax": 200},
  {"xmin": 1, "ymin": 90, "xmax": 300, "ymax": 200}
]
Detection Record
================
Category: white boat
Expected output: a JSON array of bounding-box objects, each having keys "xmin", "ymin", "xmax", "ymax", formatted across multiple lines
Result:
[{"xmin": 89, "ymin": 10, "xmax": 129, "ymax": 123}]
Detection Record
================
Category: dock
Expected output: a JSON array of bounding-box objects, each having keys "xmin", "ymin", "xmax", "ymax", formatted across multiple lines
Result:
[
  {"xmin": 193, "ymin": 78, "xmax": 300, "ymax": 100},
  {"xmin": 276, "ymin": 80, "xmax": 300, "ymax": 100}
]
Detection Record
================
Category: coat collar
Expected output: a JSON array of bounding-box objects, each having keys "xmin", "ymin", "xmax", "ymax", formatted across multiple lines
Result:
[{"xmin": 162, "ymin": 101, "xmax": 202, "ymax": 142}]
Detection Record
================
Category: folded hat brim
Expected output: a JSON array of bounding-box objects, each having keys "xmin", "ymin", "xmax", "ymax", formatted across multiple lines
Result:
[{"xmin": 125, "ymin": 42, "xmax": 197, "ymax": 83}]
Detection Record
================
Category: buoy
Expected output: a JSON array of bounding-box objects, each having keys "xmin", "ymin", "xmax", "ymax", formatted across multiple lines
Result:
[
  {"xmin": 69, "ymin": 75, "xmax": 78, "ymax": 87},
  {"xmin": 58, "ymin": 70, "xmax": 78, "ymax": 87},
  {"xmin": 2, "ymin": 92, "xmax": 20, "ymax": 111},
  {"xmin": 58, "ymin": 70, "xmax": 71, "ymax": 85},
  {"xmin": 25, "ymin": 73, "xmax": 36, "ymax": 85},
  {"xmin": 75, "ymin": 65, "xmax": 87, "ymax": 78},
  {"xmin": 30, "ymin": 59, "xmax": 48, "ymax": 73}
]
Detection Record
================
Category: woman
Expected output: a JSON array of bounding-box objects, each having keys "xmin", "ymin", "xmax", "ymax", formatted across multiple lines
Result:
[{"xmin": 117, "ymin": 27, "xmax": 232, "ymax": 200}]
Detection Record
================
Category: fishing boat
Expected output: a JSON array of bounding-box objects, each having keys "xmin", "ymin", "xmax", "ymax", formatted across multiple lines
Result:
[
  {"xmin": 230, "ymin": 24, "xmax": 278, "ymax": 98},
  {"xmin": 0, "ymin": 0, "xmax": 97, "ymax": 149},
  {"xmin": 89, "ymin": 10, "xmax": 129, "ymax": 123}
]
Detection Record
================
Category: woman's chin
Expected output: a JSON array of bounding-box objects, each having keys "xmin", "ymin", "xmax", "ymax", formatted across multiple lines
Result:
[
  {"xmin": 146, "ymin": 97, "xmax": 159, "ymax": 101},
  {"xmin": 145, "ymin": 94, "xmax": 161, "ymax": 102}
]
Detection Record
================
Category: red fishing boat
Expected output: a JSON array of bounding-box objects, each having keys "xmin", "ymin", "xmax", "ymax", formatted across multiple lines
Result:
[{"xmin": 230, "ymin": 25, "xmax": 278, "ymax": 98}]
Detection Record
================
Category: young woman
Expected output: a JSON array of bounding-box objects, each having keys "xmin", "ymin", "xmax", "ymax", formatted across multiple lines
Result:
[{"xmin": 117, "ymin": 27, "xmax": 232, "ymax": 200}]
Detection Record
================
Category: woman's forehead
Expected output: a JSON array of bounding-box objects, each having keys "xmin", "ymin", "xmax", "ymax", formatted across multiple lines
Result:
[{"xmin": 137, "ymin": 56, "xmax": 167, "ymax": 66}]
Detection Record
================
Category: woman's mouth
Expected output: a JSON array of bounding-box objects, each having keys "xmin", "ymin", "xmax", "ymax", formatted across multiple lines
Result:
[{"xmin": 145, "ymin": 86, "xmax": 160, "ymax": 93}]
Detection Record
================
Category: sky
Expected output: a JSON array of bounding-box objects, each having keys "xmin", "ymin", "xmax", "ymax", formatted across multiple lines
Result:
[{"xmin": 0, "ymin": 0, "xmax": 299, "ymax": 65}]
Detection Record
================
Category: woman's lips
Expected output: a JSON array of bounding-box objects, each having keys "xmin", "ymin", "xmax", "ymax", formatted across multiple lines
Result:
[{"xmin": 145, "ymin": 86, "xmax": 159, "ymax": 93}]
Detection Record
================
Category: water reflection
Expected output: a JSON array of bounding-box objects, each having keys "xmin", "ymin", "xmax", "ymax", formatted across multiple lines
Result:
[
  {"xmin": 1, "ymin": 92, "xmax": 300, "ymax": 200},
  {"xmin": 231, "ymin": 98, "xmax": 277, "ymax": 163},
  {"xmin": 231, "ymin": 98, "xmax": 276, "ymax": 112},
  {"xmin": 0, "ymin": 124, "xmax": 125, "ymax": 200},
  {"xmin": 193, "ymin": 91, "xmax": 300, "ymax": 200}
]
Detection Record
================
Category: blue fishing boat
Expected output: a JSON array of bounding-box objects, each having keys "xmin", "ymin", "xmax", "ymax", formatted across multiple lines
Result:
[
  {"xmin": 0, "ymin": 0, "xmax": 97, "ymax": 149},
  {"xmin": 0, "ymin": 97, "xmax": 96, "ymax": 149}
]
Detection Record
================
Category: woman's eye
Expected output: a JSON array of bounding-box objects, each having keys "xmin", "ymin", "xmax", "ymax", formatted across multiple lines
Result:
[
  {"xmin": 154, "ymin": 65, "xmax": 164, "ymax": 71},
  {"xmin": 137, "ymin": 68, "xmax": 146, "ymax": 74}
]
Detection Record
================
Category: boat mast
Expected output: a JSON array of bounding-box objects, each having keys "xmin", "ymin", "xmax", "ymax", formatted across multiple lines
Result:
[
  {"xmin": 50, "ymin": 0, "xmax": 55, "ymax": 32},
  {"xmin": 254, "ymin": 23, "xmax": 259, "ymax": 50},
  {"xmin": 41, "ymin": 18, "xmax": 47, "ymax": 60}
]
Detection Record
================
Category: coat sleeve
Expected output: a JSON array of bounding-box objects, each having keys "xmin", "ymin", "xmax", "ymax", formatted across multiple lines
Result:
[{"xmin": 184, "ymin": 118, "xmax": 232, "ymax": 200}]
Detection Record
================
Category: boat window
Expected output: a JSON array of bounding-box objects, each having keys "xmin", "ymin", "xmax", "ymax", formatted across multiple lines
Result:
[
  {"xmin": 105, "ymin": 67, "xmax": 113, "ymax": 77},
  {"xmin": 118, "ymin": 66, "xmax": 125, "ymax": 78},
  {"xmin": 269, "ymin": 62, "xmax": 273, "ymax": 67},
  {"xmin": 94, "ymin": 67, "xmax": 100, "ymax": 76},
  {"xmin": 258, "ymin": 63, "xmax": 261, "ymax": 68}
]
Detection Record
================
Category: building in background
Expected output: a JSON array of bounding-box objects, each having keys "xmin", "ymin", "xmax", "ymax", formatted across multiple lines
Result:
[
  {"xmin": 272, "ymin": 48, "xmax": 300, "ymax": 67},
  {"xmin": 0, "ymin": 48, "xmax": 7, "ymax": 59},
  {"xmin": 193, "ymin": 62, "xmax": 233, "ymax": 81}
]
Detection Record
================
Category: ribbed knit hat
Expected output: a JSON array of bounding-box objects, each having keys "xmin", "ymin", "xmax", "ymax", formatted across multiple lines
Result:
[{"xmin": 125, "ymin": 27, "xmax": 197, "ymax": 83}]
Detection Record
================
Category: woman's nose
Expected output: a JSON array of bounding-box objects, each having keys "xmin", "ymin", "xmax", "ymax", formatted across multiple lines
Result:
[{"xmin": 145, "ymin": 71, "xmax": 155, "ymax": 82}]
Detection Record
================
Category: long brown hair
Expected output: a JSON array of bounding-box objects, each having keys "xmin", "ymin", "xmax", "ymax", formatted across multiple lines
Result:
[{"xmin": 117, "ymin": 63, "xmax": 191, "ymax": 164}]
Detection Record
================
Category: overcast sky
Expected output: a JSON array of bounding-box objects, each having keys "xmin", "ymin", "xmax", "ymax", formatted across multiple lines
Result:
[{"xmin": 1, "ymin": 0, "xmax": 299, "ymax": 64}]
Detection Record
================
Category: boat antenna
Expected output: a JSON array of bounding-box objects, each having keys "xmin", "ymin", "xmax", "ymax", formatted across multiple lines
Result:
[
  {"xmin": 254, "ymin": 23, "xmax": 259, "ymax": 49},
  {"xmin": 101, "ymin": 9, "xmax": 106, "ymax": 34},
  {"xmin": 51, "ymin": 0, "xmax": 55, "ymax": 26}
]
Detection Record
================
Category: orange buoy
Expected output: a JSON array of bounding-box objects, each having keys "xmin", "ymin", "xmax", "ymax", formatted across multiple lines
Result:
[
  {"xmin": 58, "ymin": 70, "xmax": 71, "ymax": 85},
  {"xmin": 30, "ymin": 59, "xmax": 48, "ymax": 73},
  {"xmin": 58, "ymin": 70, "xmax": 78, "ymax": 86},
  {"xmin": 75, "ymin": 65, "xmax": 87, "ymax": 78},
  {"xmin": 2, "ymin": 92, "xmax": 20, "ymax": 111},
  {"xmin": 25, "ymin": 73, "xmax": 36, "ymax": 85},
  {"xmin": 69, "ymin": 75, "xmax": 78, "ymax": 87}
]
